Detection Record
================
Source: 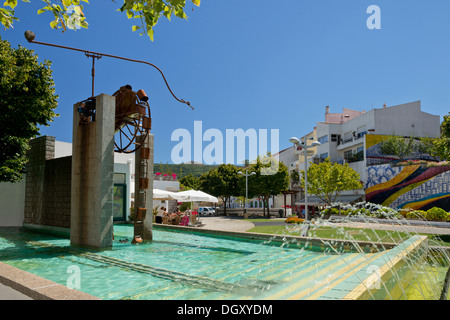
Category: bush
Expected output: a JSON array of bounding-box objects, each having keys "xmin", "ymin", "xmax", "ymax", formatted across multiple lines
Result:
[
  {"xmin": 426, "ymin": 207, "xmax": 448, "ymax": 221},
  {"xmin": 398, "ymin": 209, "xmax": 409, "ymax": 218},
  {"xmin": 371, "ymin": 207, "xmax": 400, "ymax": 219},
  {"xmin": 337, "ymin": 208, "xmax": 358, "ymax": 216},
  {"xmin": 285, "ymin": 216, "xmax": 305, "ymax": 224},
  {"xmin": 335, "ymin": 205, "xmax": 401, "ymax": 219},
  {"xmin": 347, "ymin": 208, "xmax": 370, "ymax": 216},
  {"xmin": 406, "ymin": 210, "xmax": 427, "ymax": 219},
  {"xmin": 320, "ymin": 208, "xmax": 340, "ymax": 216},
  {"xmin": 340, "ymin": 209, "xmax": 352, "ymax": 216}
]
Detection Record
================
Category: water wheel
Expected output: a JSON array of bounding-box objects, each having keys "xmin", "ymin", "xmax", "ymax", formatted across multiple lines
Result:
[{"xmin": 113, "ymin": 85, "xmax": 151, "ymax": 153}]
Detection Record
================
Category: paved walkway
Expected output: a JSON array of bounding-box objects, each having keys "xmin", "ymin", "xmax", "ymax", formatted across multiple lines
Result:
[
  {"xmin": 0, "ymin": 283, "xmax": 32, "ymax": 300},
  {"xmin": 198, "ymin": 216, "xmax": 256, "ymax": 232}
]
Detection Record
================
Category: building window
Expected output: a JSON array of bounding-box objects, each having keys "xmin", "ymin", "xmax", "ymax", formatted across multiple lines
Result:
[
  {"xmin": 318, "ymin": 135, "xmax": 328, "ymax": 144},
  {"xmin": 344, "ymin": 149, "xmax": 353, "ymax": 162},
  {"xmin": 344, "ymin": 148, "xmax": 364, "ymax": 163}
]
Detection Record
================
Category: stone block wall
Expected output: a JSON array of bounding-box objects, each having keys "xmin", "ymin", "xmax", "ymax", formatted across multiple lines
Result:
[
  {"xmin": 24, "ymin": 135, "xmax": 54, "ymax": 226},
  {"xmin": 42, "ymin": 156, "xmax": 72, "ymax": 228},
  {"xmin": 23, "ymin": 136, "xmax": 72, "ymax": 228}
]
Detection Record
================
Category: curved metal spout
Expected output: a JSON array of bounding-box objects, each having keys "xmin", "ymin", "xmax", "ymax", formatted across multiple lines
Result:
[{"xmin": 25, "ymin": 30, "xmax": 194, "ymax": 110}]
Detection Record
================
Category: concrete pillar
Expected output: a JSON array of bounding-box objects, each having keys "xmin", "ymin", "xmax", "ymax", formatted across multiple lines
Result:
[
  {"xmin": 134, "ymin": 134, "xmax": 154, "ymax": 241},
  {"xmin": 71, "ymin": 94, "xmax": 115, "ymax": 248}
]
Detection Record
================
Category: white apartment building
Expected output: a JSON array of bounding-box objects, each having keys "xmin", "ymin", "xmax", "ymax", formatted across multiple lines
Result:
[
  {"xmin": 315, "ymin": 100, "xmax": 439, "ymax": 174},
  {"xmin": 291, "ymin": 100, "xmax": 441, "ymax": 206}
]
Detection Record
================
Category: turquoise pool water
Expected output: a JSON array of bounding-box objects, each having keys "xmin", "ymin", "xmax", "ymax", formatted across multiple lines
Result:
[{"xmin": 0, "ymin": 225, "xmax": 367, "ymax": 300}]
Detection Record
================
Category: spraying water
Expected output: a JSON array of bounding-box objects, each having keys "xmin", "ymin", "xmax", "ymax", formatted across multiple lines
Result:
[
  {"xmin": 277, "ymin": 201, "xmax": 450, "ymax": 300},
  {"xmin": 286, "ymin": 202, "xmax": 450, "ymax": 300}
]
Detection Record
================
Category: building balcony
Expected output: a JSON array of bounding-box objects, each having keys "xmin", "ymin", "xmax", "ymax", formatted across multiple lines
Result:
[
  {"xmin": 337, "ymin": 137, "xmax": 364, "ymax": 151},
  {"xmin": 337, "ymin": 131, "xmax": 366, "ymax": 146}
]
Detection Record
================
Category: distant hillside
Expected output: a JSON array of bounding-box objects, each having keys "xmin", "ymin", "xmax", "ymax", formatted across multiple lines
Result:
[{"xmin": 153, "ymin": 162, "xmax": 219, "ymax": 178}]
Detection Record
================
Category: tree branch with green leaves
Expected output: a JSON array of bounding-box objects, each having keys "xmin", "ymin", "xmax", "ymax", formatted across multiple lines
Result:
[
  {"xmin": 1, "ymin": 0, "xmax": 201, "ymax": 41},
  {"xmin": 379, "ymin": 135, "xmax": 416, "ymax": 161},
  {"xmin": 0, "ymin": 38, "xmax": 58, "ymax": 182}
]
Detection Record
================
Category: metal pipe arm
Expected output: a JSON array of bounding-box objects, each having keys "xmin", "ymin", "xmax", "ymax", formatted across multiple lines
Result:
[{"xmin": 26, "ymin": 32, "xmax": 194, "ymax": 110}]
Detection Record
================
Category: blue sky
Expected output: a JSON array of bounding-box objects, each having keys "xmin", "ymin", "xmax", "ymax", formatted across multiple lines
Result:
[{"xmin": 2, "ymin": 0, "xmax": 449, "ymax": 164}]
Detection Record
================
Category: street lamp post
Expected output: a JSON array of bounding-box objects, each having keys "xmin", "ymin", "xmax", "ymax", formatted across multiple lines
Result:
[
  {"xmin": 238, "ymin": 169, "xmax": 256, "ymax": 219},
  {"xmin": 289, "ymin": 137, "xmax": 321, "ymax": 221}
]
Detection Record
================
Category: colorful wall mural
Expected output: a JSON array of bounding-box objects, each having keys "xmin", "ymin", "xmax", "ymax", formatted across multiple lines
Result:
[
  {"xmin": 365, "ymin": 163, "xmax": 450, "ymax": 210},
  {"xmin": 364, "ymin": 134, "xmax": 450, "ymax": 211}
]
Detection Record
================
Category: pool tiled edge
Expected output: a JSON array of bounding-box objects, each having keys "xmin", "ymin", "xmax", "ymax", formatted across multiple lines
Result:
[
  {"xmin": 0, "ymin": 261, "xmax": 99, "ymax": 300},
  {"xmin": 316, "ymin": 235, "xmax": 428, "ymax": 300}
]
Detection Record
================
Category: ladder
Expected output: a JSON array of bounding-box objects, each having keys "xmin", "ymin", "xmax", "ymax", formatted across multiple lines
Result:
[{"xmin": 133, "ymin": 132, "xmax": 151, "ymax": 243}]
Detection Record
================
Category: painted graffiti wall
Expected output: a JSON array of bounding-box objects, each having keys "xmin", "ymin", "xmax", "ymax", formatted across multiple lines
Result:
[
  {"xmin": 365, "ymin": 163, "xmax": 450, "ymax": 210},
  {"xmin": 364, "ymin": 134, "xmax": 450, "ymax": 211}
]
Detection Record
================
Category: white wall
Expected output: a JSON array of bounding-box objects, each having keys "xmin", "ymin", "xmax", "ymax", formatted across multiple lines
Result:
[
  {"xmin": 114, "ymin": 152, "xmax": 135, "ymax": 198},
  {"xmin": 277, "ymin": 146, "xmax": 297, "ymax": 167},
  {"xmin": 153, "ymin": 179, "xmax": 180, "ymax": 192},
  {"xmin": 54, "ymin": 140, "xmax": 72, "ymax": 158},
  {"xmin": 316, "ymin": 122, "xmax": 342, "ymax": 162},
  {"xmin": 0, "ymin": 179, "xmax": 25, "ymax": 226},
  {"xmin": 348, "ymin": 160, "xmax": 367, "ymax": 183},
  {"xmin": 374, "ymin": 101, "xmax": 440, "ymax": 138}
]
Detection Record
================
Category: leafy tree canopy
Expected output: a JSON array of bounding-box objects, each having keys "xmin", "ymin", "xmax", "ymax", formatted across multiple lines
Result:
[
  {"xmin": 0, "ymin": 37, "xmax": 58, "ymax": 182},
  {"xmin": 379, "ymin": 135, "xmax": 416, "ymax": 161},
  {"xmin": 246, "ymin": 154, "xmax": 289, "ymax": 216},
  {"xmin": 198, "ymin": 164, "xmax": 240, "ymax": 214},
  {"xmin": 248, "ymin": 154, "xmax": 289, "ymax": 199},
  {"xmin": 199, "ymin": 164, "xmax": 240, "ymax": 201},
  {"xmin": 303, "ymin": 158, "xmax": 361, "ymax": 207},
  {"xmin": 179, "ymin": 173, "xmax": 200, "ymax": 190},
  {"xmin": 1, "ymin": 0, "xmax": 200, "ymax": 41}
]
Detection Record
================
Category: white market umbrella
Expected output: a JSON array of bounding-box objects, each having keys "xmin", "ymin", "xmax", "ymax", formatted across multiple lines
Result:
[
  {"xmin": 153, "ymin": 189, "xmax": 189, "ymax": 201},
  {"xmin": 175, "ymin": 190, "xmax": 218, "ymax": 225},
  {"xmin": 176, "ymin": 190, "xmax": 219, "ymax": 203}
]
